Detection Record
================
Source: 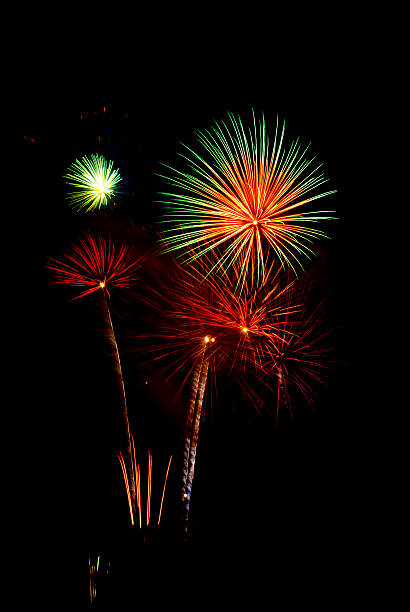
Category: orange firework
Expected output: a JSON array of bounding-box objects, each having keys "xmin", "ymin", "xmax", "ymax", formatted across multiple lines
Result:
[
  {"xmin": 158, "ymin": 111, "xmax": 336, "ymax": 291},
  {"xmin": 118, "ymin": 435, "xmax": 173, "ymax": 528}
]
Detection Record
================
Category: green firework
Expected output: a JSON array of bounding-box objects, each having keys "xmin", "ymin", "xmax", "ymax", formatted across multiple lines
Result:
[{"xmin": 64, "ymin": 154, "xmax": 125, "ymax": 213}]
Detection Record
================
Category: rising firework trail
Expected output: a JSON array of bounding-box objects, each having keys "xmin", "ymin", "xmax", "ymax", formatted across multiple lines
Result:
[
  {"xmin": 46, "ymin": 233, "xmax": 143, "ymax": 514},
  {"xmin": 158, "ymin": 111, "xmax": 336, "ymax": 291},
  {"xmin": 64, "ymin": 153, "xmax": 125, "ymax": 213}
]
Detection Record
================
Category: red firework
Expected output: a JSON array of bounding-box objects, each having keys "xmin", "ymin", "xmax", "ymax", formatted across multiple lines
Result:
[
  {"xmin": 263, "ymin": 284, "xmax": 331, "ymax": 424},
  {"xmin": 134, "ymin": 257, "xmax": 301, "ymax": 537},
  {"xmin": 46, "ymin": 232, "xmax": 145, "ymax": 516},
  {"xmin": 136, "ymin": 257, "xmax": 300, "ymax": 390},
  {"xmin": 46, "ymin": 233, "xmax": 143, "ymax": 300},
  {"xmin": 134, "ymin": 256, "xmax": 330, "ymax": 537}
]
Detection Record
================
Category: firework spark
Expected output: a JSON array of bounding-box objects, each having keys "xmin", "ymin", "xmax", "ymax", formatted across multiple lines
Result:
[
  {"xmin": 158, "ymin": 111, "xmax": 336, "ymax": 289},
  {"xmin": 64, "ymin": 153, "xmax": 125, "ymax": 213},
  {"xmin": 118, "ymin": 439, "xmax": 173, "ymax": 528}
]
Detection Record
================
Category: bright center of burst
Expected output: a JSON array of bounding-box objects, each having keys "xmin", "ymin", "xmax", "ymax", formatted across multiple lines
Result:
[
  {"xmin": 242, "ymin": 327, "xmax": 249, "ymax": 333},
  {"xmin": 252, "ymin": 219, "xmax": 258, "ymax": 225},
  {"xmin": 204, "ymin": 336, "xmax": 215, "ymax": 343},
  {"xmin": 100, "ymin": 282, "xmax": 105, "ymax": 289},
  {"xmin": 96, "ymin": 178, "xmax": 108, "ymax": 195}
]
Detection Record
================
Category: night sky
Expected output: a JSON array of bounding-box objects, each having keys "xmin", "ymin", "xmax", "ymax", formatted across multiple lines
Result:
[{"xmin": 18, "ymin": 73, "xmax": 379, "ymax": 604}]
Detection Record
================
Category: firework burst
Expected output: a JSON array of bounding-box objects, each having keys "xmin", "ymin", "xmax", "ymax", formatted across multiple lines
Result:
[
  {"xmin": 158, "ymin": 111, "xmax": 336, "ymax": 290},
  {"xmin": 137, "ymin": 259, "xmax": 299, "ymax": 388},
  {"xmin": 46, "ymin": 233, "xmax": 144, "ymax": 515},
  {"xmin": 134, "ymin": 258, "xmax": 300, "ymax": 536},
  {"xmin": 64, "ymin": 153, "xmax": 125, "ymax": 213},
  {"xmin": 46, "ymin": 233, "xmax": 143, "ymax": 300}
]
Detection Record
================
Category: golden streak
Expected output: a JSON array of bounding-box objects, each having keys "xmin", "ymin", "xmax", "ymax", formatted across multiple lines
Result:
[
  {"xmin": 146, "ymin": 450, "xmax": 152, "ymax": 526},
  {"xmin": 158, "ymin": 455, "xmax": 173, "ymax": 525}
]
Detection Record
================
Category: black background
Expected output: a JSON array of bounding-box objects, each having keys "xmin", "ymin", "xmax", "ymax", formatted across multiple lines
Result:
[{"xmin": 16, "ymin": 40, "xmax": 384, "ymax": 605}]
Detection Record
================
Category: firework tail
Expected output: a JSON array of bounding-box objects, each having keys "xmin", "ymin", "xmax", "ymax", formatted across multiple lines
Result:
[
  {"xmin": 119, "ymin": 442, "xmax": 172, "ymax": 528},
  {"xmin": 181, "ymin": 354, "xmax": 205, "ymax": 508},
  {"xmin": 98, "ymin": 289, "xmax": 136, "ymax": 515},
  {"xmin": 183, "ymin": 356, "xmax": 210, "ymax": 539},
  {"xmin": 147, "ymin": 450, "xmax": 152, "ymax": 526},
  {"xmin": 118, "ymin": 452, "xmax": 135, "ymax": 525},
  {"xmin": 158, "ymin": 455, "xmax": 173, "ymax": 525},
  {"xmin": 132, "ymin": 434, "xmax": 142, "ymax": 528},
  {"xmin": 276, "ymin": 365, "xmax": 292, "ymax": 425}
]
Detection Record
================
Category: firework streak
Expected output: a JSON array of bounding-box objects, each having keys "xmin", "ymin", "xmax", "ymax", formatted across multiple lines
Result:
[
  {"xmin": 99, "ymin": 289, "xmax": 137, "ymax": 512},
  {"xmin": 182, "ymin": 353, "xmax": 209, "ymax": 538},
  {"xmin": 158, "ymin": 111, "xmax": 336, "ymax": 291},
  {"xmin": 118, "ymin": 439, "xmax": 173, "ymax": 527}
]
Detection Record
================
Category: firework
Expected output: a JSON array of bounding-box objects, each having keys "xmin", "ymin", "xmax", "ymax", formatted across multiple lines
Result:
[
  {"xmin": 137, "ymin": 258, "xmax": 299, "ymax": 386},
  {"xmin": 158, "ymin": 111, "xmax": 336, "ymax": 289},
  {"xmin": 46, "ymin": 233, "xmax": 142, "ymax": 300},
  {"xmin": 89, "ymin": 556, "xmax": 99, "ymax": 604},
  {"xmin": 134, "ymin": 258, "xmax": 300, "ymax": 537},
  {"xmin": 64, "ymin": 153, "xmax": 125, "ymax": 213},
  {"xmin": 88, "ymin": 555, "xmax": 110, "ymax": 604},
  {"xmin": 267, "ymin": 290, "xmax": 331, "ymax": 424},
  {"xmin": 46, "ymin": 233, "xmax": 144, "ymax": 513},
  {"xmin": 158, "ymin": 455, "xmax": 173, "ymax": 526},
  {"xmin": 118, "ymin": 438, "xmax": 173, "ymax": 528}
]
